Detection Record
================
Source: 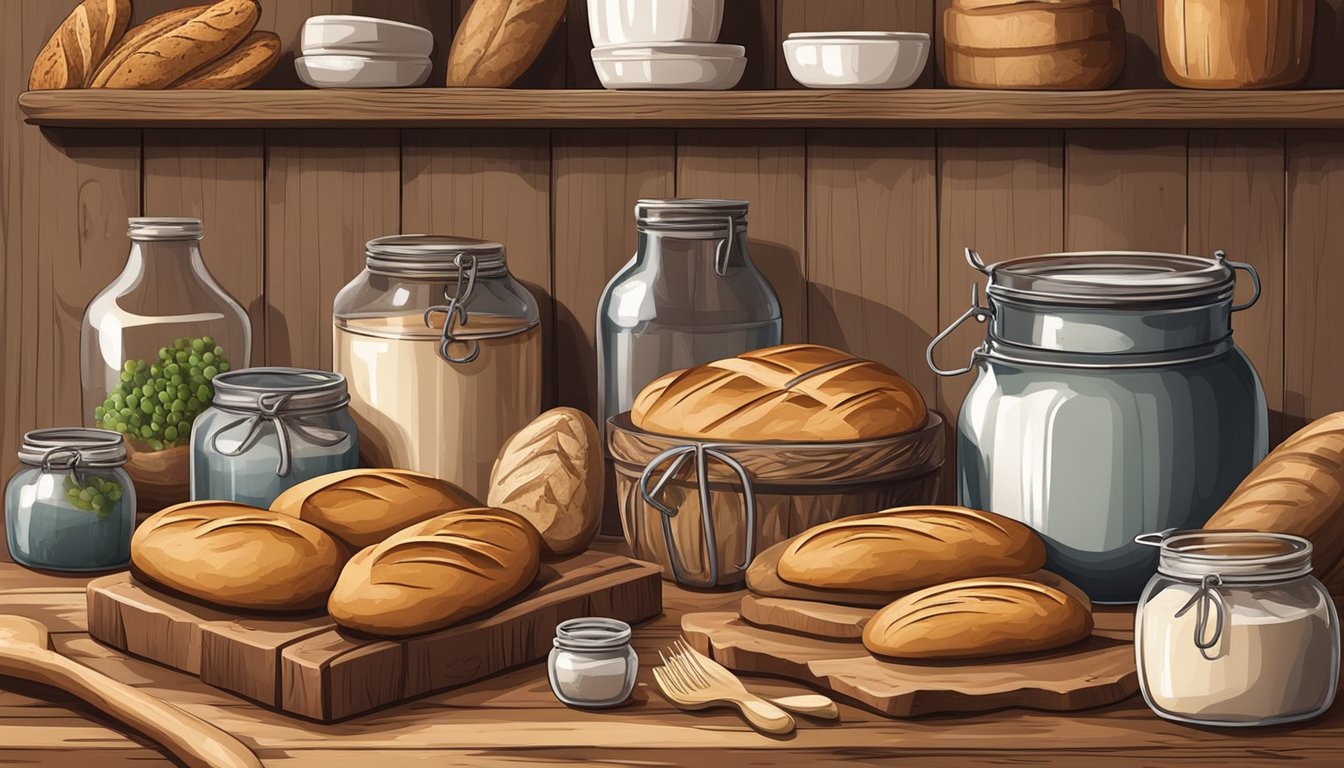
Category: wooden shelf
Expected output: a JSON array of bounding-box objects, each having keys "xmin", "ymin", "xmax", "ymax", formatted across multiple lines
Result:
[{"xmin": 19, "ymin": 88, "xmax": 1344, "ymax": 128}]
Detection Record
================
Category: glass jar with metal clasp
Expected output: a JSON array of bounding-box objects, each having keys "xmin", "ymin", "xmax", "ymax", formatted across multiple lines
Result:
[
  {"xmin": 190, "ymin": 368, "xmax": 359, "ymax": 507},
  {"xmin": 333, "ymin": 235, "xmax": 541, "ymax": 498}
]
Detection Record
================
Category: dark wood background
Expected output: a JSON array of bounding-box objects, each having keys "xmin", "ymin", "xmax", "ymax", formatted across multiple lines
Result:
[{"xmin": 3, "ymin": 0, "xmax": 1343, "ymax": 542}]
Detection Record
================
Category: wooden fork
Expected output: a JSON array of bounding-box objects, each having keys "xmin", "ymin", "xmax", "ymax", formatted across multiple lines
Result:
[
  {"xmin": 671, "ymin": 638, "xmax": 841, "ymax": 721},
  {"xmin": 653, "ymin": 639, "xmax": 796, "ymax": 735}
]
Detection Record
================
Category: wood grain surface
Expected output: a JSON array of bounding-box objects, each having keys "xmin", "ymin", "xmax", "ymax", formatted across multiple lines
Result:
[
  {"xmin": 1065, "ymin": 129, "xmax": 1188, "ymax": 252},
  {"xmin": 738, "ymin": 593, "xmax": 871, "ymax": 638}
]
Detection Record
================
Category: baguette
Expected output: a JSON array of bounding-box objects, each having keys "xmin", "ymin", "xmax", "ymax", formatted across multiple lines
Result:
[
  {"xmin": 95, "ymin": 0, "xmax": 260, "ymax": 89},
  {"xmin": 91, "ymin": 5, "xmax": 211, "ymax": 88},
  {"xmin": 173, "ymin": 31, "xmax": 280, "ymax": 89},
  {"xmin": 1204, "ymin": 412, "xmax": 1344, "ymax": 592},
  {"xmin": 29, "ymin": 0, "xmax": 132, "ymax": 89},
  {"xmin": 447, "ymin": 0, "xmax": 566, "ymax": 87}
]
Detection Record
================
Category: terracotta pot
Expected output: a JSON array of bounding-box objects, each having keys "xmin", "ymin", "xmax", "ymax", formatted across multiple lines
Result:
[
  {"xmin": 943, "ymin": 0, "xmax": 1125, "ymax": 89},
  {"xmin": 1159, "ymin": 0, "xmax": 1315, "ymax": 89},
  {"xmin": 608, "ymin": 412, "xmax": 945, "ymax": 589},
  {"xmin": 124, "ymin": 442, "xmax": 190, "ymax": 518}
]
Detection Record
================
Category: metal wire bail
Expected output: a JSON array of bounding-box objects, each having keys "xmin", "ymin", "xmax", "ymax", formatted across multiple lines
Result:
[
  {"xmin": 927, "ymin": 282, "xmax": 993, "ymax": 377},
  {"xmin": 713, "ymin": 215, "xmax": 735, "ymax": 277},
  {"xmin": 424, "ymin": 252, "xmax": 481, "ymax": 364}
]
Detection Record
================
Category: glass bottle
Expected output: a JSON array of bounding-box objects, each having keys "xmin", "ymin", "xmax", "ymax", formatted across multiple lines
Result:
[
  {"xmin": 81, "ymin": 217, "xmax": 252, "ymax": 514},
  {"xmin": 597, "ymin": 199, "xmax": 782, "ymax": 431}
]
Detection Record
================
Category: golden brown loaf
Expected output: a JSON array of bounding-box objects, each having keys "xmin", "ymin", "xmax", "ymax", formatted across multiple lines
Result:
[
  {"xmin": 173, "ymin": 31, "xmax": 280, "ymax": 89},
  {"xmin": 270, "ymin": 468, "xmax": 480, "ymax": 551},
  {"xmin": 631, "ymin": 344, "xmax": 928, "ymax": 442},
  {"xmin": 327, "ymin": 508, "xmax": 542, "ymax": 637},
  {"xmin": 777, "ymin": 506, "xmax": 1046, "ymax": 593},
  {"xmin": 131, "ymin": 501, "xmax": 346, "ymax": 612},
  {"xmin": 91, "ymin": 5, "xmax": 209, "ymax": 87},
  {"xmin": 29, "ymin": 0, "xmax": 132, "ymax": 89},
  {"xmin": 1204, "ymin": 412, "xmax": 1344, "ymax": 593},
  {"xmin": 94, "ymin": 0, "xmax": 260, "ymax": 89},
  {"xmin": 863, "ymin": 577, "xmax": 1093, "ymax": 660},
  {"xmin": 447, "ymin": 0, "xmax": 567, "ymax": 87},
  {"xmin": 487, "ymin": 408, "xmax": 603, "ymax": 556}
]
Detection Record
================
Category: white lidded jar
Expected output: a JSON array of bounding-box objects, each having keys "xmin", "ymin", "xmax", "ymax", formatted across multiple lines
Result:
[{"xmin": 333, "ymin": 236, "xmax": 541, "ymax": 498}]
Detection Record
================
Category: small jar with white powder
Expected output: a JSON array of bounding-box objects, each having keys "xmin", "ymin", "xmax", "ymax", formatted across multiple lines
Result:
[
  {"xmin": 548, "ymin": 618, "xmax": 639, "ymax": 708},
  {"xmin": 1135, "ymin": 530, "xmax": 1339, "ymax": 726}
]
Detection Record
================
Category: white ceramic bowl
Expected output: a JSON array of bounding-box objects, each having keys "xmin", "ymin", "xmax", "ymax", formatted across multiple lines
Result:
[
  {"xmin": 783, "ymin": 32, "xmax": 930, "ymax": 89},
  {"xmin": 592, "ymin": 52, "xmax": 745, "ymax": 90},
  {"xmin": 588, "ymin": 0, "xmax": 724, "ymax": 46},
  {"xmin": 301, "ymin": 15, "xmax": 434, "ymax": 58},
  {"xmin": 295, "ymin": 55, "xmax": 432, "ymax": 89}
]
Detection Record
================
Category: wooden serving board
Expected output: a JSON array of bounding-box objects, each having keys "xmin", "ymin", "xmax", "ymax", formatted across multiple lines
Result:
[
  {"xmin": 87, "ymin": 552, "xmax": 662, "ymax": 721},
  {"xmin": 683, "ymin": 604, "xmax": 1139, "ymax": 718}
]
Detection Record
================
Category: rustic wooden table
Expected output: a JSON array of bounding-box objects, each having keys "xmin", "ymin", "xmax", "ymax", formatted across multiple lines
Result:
[{"xmin": 1, "ymin": 542, "xmax": 1342, "ymax": 767}]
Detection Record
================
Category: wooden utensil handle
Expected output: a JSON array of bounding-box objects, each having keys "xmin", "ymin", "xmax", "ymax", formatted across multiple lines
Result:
[
  {"xmin": 733, "ymin": 694, "xmax": 795, "ymax": 735},
  {"xmin": 0, "ymin": 645, "xmax": 261, "ymax": 768},
  {"xmin": 771, "ymin": 693, "xmax": 840, "ymax": 720}
]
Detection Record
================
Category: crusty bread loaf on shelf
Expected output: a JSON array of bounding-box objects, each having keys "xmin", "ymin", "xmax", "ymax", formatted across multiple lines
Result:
[
  {"xmin": 863, "ymin": 577, "xmax": 1093, "ymax": 660},
  {"xmin": 328, "ymin": 508, "xmax": 542, "ymax": 637},
  {"xmin": 270, "ymin": 468, "xmax": 480, "ymax": 550},
  {"xmin": 447, "ymin": 0, "xmax": 567, "ymax": 87},
  {"xmin": 631, "ymin": 344, "xmax": 928, "ymax": 442},
  {"xmin": 173, "ymin": 30, "xmax": 280, "ymax": 89},
  {"xmin": 488, "ymin": 408, "xmax": 603, "ymax": 556},
  {"xmin": 90, "ymin": 5, "xmax": 209, "ymax": 87},
  {"xmin": 131, "ymin": 501, "xmax": 346, "ymax": 612},
  {"xmin": 1204, "ymin": 412, "xmax": 1344, "ymax": 593},
  {"xmin": 776, "ymin": 506, "xmax": 1046, "ymax": 593},
  {"xmin": 93, "ymin": 0, "xmax": 260, "ymax": 89},
  {"xmin": 29, "ymin": 0, "xmax": 132, "ymax": 89}
]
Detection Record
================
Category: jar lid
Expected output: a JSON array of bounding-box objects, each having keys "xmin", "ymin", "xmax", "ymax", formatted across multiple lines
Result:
[
  {"xmin": 129, "ymin": 217, "xmax": 204, "ymax": 241},
  {"xmin": 636, "ymin": 199, "xmax": 748, "ymax": 230},
  {"xmin": 1141, "ymin": 530, "xmax": 1314, "ymax": 583},
  {"xmin": 17, "ymin": 428, "xmax": 127, "ymax": 469},
  {"xmin": 553, "ymin": 617, "xmax": 632, "ymax": 651},
  {"xmin": 366, "ymin": 235, "xmax": 507, "ymax": 279},
  {"xmin": 211, "ymin": 368, "xmax": 350, "ymax": 413},
  {"xmin": 985, "ymin": 251, "xmax": 1237, "ymax": 307}
]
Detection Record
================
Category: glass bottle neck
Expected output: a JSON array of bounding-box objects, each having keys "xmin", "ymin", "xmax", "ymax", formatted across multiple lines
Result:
[
  {"xmin": 125, "ymin": 239, "xmax": 207, "ymax": 283},
  {"xmin": 636, "ymin": 227, "xmax": 751, "ymax": 273}
]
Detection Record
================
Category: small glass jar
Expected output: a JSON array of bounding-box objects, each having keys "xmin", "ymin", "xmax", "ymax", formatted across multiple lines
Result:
[
  {"xmin": 5, "ymin": 429, "xmax": 136, "ymax": 572},
  {"xmin": 191, "ymin": 368, "xmax": 358, "ymax": 507},
  {"xmin": 1135, "ymin": 530, "xmax": 1340, "ymax": 727},
  {"xmin": 547, "ymin": 618, "xmax": 639, "ymax": 708}
]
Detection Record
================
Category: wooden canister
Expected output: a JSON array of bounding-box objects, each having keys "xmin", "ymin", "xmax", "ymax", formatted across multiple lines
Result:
[
  {"xmin": 943, "ymin": 0, "xmax": 1125, "ymax": 89},
  {"xmin": 1159, "ymin": 0, "xmax": 1315, "ymax": 88}
]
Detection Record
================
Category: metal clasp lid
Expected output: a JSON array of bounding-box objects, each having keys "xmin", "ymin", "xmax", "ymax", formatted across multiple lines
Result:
[
  {"xmin": 424, "ymin": 252, "xmax": 481, "ymax": 364},
  {"xmin": 927, "ymin": 261, "xmax": 993, "ymax": 377},
  {"xmin": 1175, "ymin": 573, "xmax": 1227, "ymax": 661},
  {"xmin": 1215, "ymin": 250, "xmax": 1263, "ymax": 312}
]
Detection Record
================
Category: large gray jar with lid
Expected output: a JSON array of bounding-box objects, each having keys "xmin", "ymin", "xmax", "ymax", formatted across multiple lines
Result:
[{"xmin": 929, "ymin": 249, "xmax": 1269, "ymax": 604}]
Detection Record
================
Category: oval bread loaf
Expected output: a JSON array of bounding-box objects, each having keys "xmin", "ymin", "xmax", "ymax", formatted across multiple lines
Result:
[
  {"xmin": 447, "ymin": 0, "xmax": 567, "ymax": 87},
  {"xmin": 863, "ymin": 577, "xmax": 1093, "ymax": 659},
  {"xmin": 270, "ymin": 468, "xmax": 480, "ymax": 550},
  {"xmin": 131, "ymin": 501, "xmax": 345, "ymax": 612},
  {"xmin": 94, "ymin": 0, "xmax": 260, "ymax": 89},
  {"xmin": 91, "ymin": 5, "xmax": 210, "ymax": 87},
  {"xmin": 777, "ymin": 506, "xmax": 1046, "ymax": 593},
  {"xmin": 488, "ymin": 407, "xmax": 602, "ymax": 555},
  {"xmin": 632, "ymin": 344, "xmax": 928, "ymax": 442},
  {"xmin": 328, "ymin": 508, "xmax": 542, "ymax": 637},
  {"xmin": 29, "ymin": 0, "xmax": 132, "ymax": 89},
  {"xmin": 173, "ymin": 31, "xmax": 280, "ymax": 89}
]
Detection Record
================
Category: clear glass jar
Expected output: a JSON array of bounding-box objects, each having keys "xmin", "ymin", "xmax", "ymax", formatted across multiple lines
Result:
[
  {"xmin": 5, "ymin": 429, "xmax": 136, "ymax": 572},
  {"xmin": 81, "ymin": 217, "xmax": 252, "ymax": 515},
  {"xmin": 333, "ymin": 236, "xmax": 541, "ymax": 499},
  {"xmin": 547, "ymin": 618, "xmax": 639, "ymax": 708},
  {"xmin": 191, "ymin": 368, "xmax": 359, "ymax": 507},
  {"xmin": 597, "ymin": 199, "xmax": 782, "ymax": 434},
  {"xmin": 1135, "ymin": 530, "xmax": 1340, "ymax": 727}
]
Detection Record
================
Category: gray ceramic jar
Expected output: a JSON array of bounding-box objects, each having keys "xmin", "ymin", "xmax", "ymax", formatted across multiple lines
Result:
[{"xmin": 929, "ymin": 249, "xmax": 1268, "ymax": 604}]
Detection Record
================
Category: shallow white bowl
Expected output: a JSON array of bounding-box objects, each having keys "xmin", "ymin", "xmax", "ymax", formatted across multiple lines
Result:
[
  {"xmin": 589, "ymin": 0, "xmax": 724, "ymax": 46},
  {"xmin": 592, "ymin": 51, "xmax": 745, "ymax": 90},
  {"xmin": 295, "ymin": 55, "xmax": 432, "ymax": 89},
  {"xmin": 783, "ymin": 32, "xmax": 930, "ymax": 89},
  {"xmin": 592, "ymin": 42, "xmax": 745, "ymax": 58},
  {"xmin": 301, "ymin": 15, "xmax": 434, "ymax": 58}
]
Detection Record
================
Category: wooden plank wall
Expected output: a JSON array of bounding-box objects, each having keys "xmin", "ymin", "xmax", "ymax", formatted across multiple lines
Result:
[{"xmin": 4, "ymin": 0, "xmax": 1344, "ymax": 543}]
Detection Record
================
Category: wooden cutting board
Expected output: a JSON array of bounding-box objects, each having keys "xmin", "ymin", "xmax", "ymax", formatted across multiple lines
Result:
[
  {"xmin": 87, "ymin": 552, "xmax": 662, "ymax": 721},
  {"xmin": 683, "ymin": 602, "xmax": 1139, "ymax": 718}
]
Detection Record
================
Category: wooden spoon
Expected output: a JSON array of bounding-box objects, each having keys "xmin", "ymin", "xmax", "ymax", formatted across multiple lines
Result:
[{"xmin": 0, "ymin": 615, "xmax": 261, "ymax": 768}]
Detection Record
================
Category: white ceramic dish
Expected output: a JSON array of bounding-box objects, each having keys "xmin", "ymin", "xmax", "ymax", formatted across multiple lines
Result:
[
  {"xmin": 592, "ymin": 42, "xmax": 745, "ymax": 58},
  {"xmin": 295, "ymin": 55, "xmax": 432, "ymax": 89},
  {"xmin": 783, "ymin": 32, "xmax": 930, "ymax": 89},
  {"xmin": 588, "ymin": 0, "xmax": 724, "ymax": 46},
  {"xmin": 591, "ymin": 51, "xmax": 745, "ymax": 90},
  {"xmin": 301, "ymin": 15, "xmax": 434, "ymax": 58}
]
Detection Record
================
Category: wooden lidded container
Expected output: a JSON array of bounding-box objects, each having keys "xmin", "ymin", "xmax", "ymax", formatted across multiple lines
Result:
[
  {"xmin": 942, "ymin": 0, "xmax": 1125, "ymax": 89},
  {"xmin": 607, "ymin": 412, "xmax": 945, "ymax": 589},
  {"xmin": 1158, "ymin": 0, "xmax": 1315, "ymax": 88}
]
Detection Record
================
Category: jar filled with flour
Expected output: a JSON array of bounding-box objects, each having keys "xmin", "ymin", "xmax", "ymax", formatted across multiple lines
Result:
[
  {"xmin": 334, "ymin": 236, "xmax": 541, "ymax": 498},
  {"xmin": 1135, "ymin": 530, "xmax": 1340, "ymax": 726}
]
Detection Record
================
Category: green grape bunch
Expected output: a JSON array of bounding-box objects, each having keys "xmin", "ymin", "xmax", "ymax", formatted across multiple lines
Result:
[
  {"xmin": 64, "ymin": 474, "xmax": 124, "ymax": 520},
  {"xmin": 94, "ymin": 336, "xmax": 232, "ymax": 451}
]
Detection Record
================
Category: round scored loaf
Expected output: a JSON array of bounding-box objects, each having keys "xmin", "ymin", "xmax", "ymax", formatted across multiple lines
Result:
[
  {"xmin": 270, "ymin": 468, "xmax": 480, "ymax": 550},
  {"xmin": 631, "ymin": 344, "xmax": 928, "ymax": 442},
  {"xmin": 131, "ymin": 501, "xmax": 345, "ymax": 612},
  {"xmin": 863, "ymin": 577, "xmax": 1093, "ymax": 660},
  {"xmin": 328, "ymin": 507, "xmax": 542, "ymax": 637},
  {"xmin": 777, "ymin": 506, "xmax": 1046, "ymax": 593}
]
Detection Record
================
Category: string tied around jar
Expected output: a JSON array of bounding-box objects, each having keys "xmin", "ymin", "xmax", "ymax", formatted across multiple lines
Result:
[
  {"xmin": 41, "ymin": 447, "xmax": 88, "ymax": 487},
  {"xmin": 1174, "ymin": 573, "xmax": 1227, "ymax": 661},
  {"xmin": 211, "ymin": 391, "xmax": 350, "ymax": 478},
  {"xmin": 424, "ymin": 252, "xmax": 480, "ymax": 364}
]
